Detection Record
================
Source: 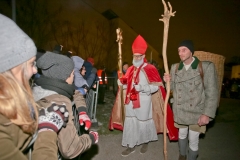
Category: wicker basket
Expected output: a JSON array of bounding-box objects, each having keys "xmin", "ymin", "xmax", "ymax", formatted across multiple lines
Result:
[{"xmin": 194, "ymin": 51, "xmax": 225, "ymax": 106}]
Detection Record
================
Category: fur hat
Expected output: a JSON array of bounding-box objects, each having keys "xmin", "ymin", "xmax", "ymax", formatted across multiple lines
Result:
[
  {"xmin": 37, "ymin": 51, "xmax": 74, "ymax": 81},
  {"xmin": 178, "ymin": 40, "xmax": 194, "ymax": 54},
  {"xmin": 132, "ymin": 35, "xmax": 147, "ymax": 54},
  {"xmin": 0, "ymin": 14, "xmax": 36, "ymax": 73}
]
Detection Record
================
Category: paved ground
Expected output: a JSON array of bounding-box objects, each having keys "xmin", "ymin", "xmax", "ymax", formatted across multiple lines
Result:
[{"xmin": 80, "ymin": 91, "xmax": 240, "ymax": 160}]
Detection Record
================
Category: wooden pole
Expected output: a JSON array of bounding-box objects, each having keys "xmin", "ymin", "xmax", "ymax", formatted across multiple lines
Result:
[
  {"xmin": 116, "ymin": 28, "xmax": 125, "ymax": 126},
  {"xmin": 159, "ymin": 1, "xmax": 176, "ymax": 160}
]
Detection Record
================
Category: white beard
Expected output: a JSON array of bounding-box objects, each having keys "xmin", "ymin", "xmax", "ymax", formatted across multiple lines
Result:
[{"xmin": 132, "ymin": 58, "xmax": 144, "ymax": 67}]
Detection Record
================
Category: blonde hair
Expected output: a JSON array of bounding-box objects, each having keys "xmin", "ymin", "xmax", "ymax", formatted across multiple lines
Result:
[{"xmin": 0, "ymin": 62, "xmax": 38, "ymax": 134}]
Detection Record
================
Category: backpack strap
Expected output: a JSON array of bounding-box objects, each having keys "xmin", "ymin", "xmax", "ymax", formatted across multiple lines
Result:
[
  {"xmin": 198, "ymin": 61, "xmax": 203, "ymax": 80},
  {"xmin": 175, "ymin": 63, "xmax": 179, "ymax": 74},
  {"xmin": 198, "ymin": 61, "xmax": 204, "ymax": 88}
]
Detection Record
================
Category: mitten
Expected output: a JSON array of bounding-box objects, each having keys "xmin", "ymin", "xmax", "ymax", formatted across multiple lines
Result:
[
  {"xmin": 38, "ymin": 103, "xmax": 69, "ymax": 133},
  {"xmin": 89, "ymin": 131, "xmax": 99, "ymax": 144},
  {"xmin": 135, "ymin": 84, "xmax": 151, "ymax": 94},
  {"xmin": 79, "ymin": 111, "xmax": 91, "ymax": 130}
]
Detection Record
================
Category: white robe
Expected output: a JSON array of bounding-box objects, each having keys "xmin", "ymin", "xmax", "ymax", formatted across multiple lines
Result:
[{"xmin": 122, "ymin": 64, "xmax": 159, "ymax": 148}]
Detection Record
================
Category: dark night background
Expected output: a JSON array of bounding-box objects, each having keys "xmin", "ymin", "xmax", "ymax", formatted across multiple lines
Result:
[
  {"xmin": 0, "ymin": 0, "xmax": 240, "ymax": 65},
  {"xmin": 0, "ymin": 1, "xmax": 240, "ymax": 160},
  {"xmin": 85, "ymin": 0, "xmax": 240, "ymax": 64}
]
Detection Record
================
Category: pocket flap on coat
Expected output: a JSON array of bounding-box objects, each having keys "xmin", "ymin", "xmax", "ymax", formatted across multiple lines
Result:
[{"xmin": 194, "ymin": 79, "xmax": 202, "ymax": 85}]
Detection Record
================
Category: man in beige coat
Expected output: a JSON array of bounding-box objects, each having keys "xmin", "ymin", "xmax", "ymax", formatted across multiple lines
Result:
[{"xmin": 164, "ymin": 40, "xmax": 219, "ymax": 160}]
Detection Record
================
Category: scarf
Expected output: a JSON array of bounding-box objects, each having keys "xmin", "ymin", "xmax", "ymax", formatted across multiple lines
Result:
[{"xmin": 35, "ymin": 76, "xmax": 75, "ymax": 99}]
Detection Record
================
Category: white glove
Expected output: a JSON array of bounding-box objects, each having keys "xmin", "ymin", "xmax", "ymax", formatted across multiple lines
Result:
[{"xmin": 134, "ymin": 84, "xmax": 142, "ymax": 92}]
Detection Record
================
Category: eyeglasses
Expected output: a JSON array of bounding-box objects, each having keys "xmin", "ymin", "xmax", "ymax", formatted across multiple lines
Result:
[{"xmin": 133, "ymin": 55, "xmax": 143, "ymax": 58}]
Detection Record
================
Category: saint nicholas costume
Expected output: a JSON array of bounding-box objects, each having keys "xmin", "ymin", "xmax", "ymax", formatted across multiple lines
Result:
[{"xmin": 109, "ymin": 35, "xmax": 178, "ymax": 151}]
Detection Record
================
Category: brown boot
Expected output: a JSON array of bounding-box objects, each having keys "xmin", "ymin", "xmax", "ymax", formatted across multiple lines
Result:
[
  {"xmin": 178, "ymin": 154, "xmax": 187, "ymax": 160},
  {"xmin": 121, "ymin": 146, "xmax": 135, "ymax": 157},
  {"xmin": 140, "ymin": 143, "xmax": 148, "ymax": 154}
]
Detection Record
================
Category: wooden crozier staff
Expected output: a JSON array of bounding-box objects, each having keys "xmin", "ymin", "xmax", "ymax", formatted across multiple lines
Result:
[
  {"xmin": 159, "ymin": 0, "xmax": 176, "ymax": 159},
  {"xmin": 116, "ymin": 28, "xmax": 125, "ymax": 126}
]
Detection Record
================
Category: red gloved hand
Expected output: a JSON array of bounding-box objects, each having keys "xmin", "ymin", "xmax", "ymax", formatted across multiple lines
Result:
[
  {"xmin": 89, "ymin": 131, "xmax": 99, "ymax": 144},
  {"xmin": 79, "ymin": 111, "xmax": 91, "ymax": 130},
  {"xmin": 120, "ymin": 78, "xmax": 127, "ymax": 84}
]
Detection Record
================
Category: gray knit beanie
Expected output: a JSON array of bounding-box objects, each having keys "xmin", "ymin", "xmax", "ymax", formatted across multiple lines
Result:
[
  {"xmin": 0, "ymin": 14, "xmax": 36, "ymax": 73},
  {"xmin": 37, "ymin": 51, "xmax": 74, "ymax": 81}
]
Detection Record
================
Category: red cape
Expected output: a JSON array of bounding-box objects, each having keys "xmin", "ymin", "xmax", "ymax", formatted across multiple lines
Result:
[{"xmin": 109, "ymin": 63, "xmax": 178, "ymax": 141}]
